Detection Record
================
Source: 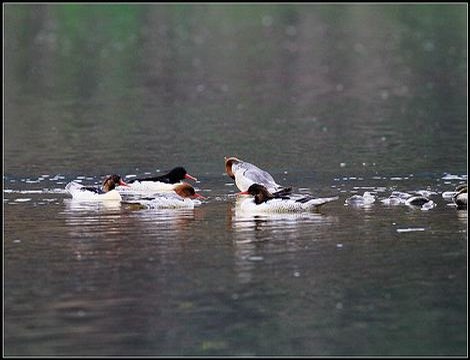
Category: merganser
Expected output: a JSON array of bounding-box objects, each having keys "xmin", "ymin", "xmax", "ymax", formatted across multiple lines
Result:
[
  {"xmin": 65, "ymin": 175, "xmax": 129, "ymax": 201},
  {"xmin": 123, "ymin": 167, "xmax": 197, "ymax": 193},
  {"xmin": 345, "ymin": 192, "xmax": 375, "ymax": 206},
  {"xmin": 224, "ymin": 156, "xmax": 289, "ymax": 193},
  {"xmin": 381, "ymin": 190, "xmax": 436, "ymax": 206},
  {"xmin": 453, "ymin": 184, "xmax": 467, "ymax": 210},
  {"xmin": 238, "ymin": 184, "xmax": 338, "ymax": 213},
  {"xmin": 380, "ymin": 191, "xmax": 412, "ymax": 206},
  {"xmin": 404, "ymin": 195, "xmax": 436, "ymax": 210},
  {"xmin": 124, "ymin": 183, "xmax": 206, "ymax": 209}
]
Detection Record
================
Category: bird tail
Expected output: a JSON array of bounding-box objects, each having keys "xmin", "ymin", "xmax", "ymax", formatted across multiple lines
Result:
[
  {"xmin": 305, "ymin": 196, "xmax": 339, "ymax": 208},
  {"xmin": 65, "ymin": 181, "xmax": 83, "ymax": 195}
]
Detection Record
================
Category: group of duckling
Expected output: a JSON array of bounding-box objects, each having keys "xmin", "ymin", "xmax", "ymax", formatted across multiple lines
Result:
[{"xmin": 65, "ymin": 156, "xmax": 467, "ymax": 212}]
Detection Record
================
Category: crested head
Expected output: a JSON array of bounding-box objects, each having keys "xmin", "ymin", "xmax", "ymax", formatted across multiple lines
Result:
[
  {"xmin": 224, "ymin": 156, "xmax": 241, "ymax": 179},
  {"xmin": 102, "ymin": 174, "xmax": 125, "ymax": 192},
  {"xmin": 173, "ymin": 183, "xmax": 196, "ymax": 198},
  {"xmin": 168, "ymin": 167, "xmax": 188, "ymax": 183},
  {"xmin": 174, "ymin": 182, "xmax": 206, "ymax": 199},
  {"xmin": 167, "ymin": 167, "xmax": 197, "ymax": 183},
  {"xmin": 246, "ymin": 183, "xmax": 273, "ymax": 204}
]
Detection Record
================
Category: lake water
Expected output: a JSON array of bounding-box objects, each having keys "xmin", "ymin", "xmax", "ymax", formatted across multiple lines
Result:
[{"xmin": 4, "ymin": 4, "xmax": 467, "ymax": 356}]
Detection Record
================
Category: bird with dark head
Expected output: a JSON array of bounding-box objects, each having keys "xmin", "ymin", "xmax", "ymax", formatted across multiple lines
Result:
[
  {"xmin": 102, "ymin": 175, "xmax": 129, "ymax": 192},
  {"xmin": 80, "ymin": 174, "xmax": 128, "ymax": 194},
  {"xmin": 128, "ymin": 166, "xmax": 197, "ymax": 184},
  {"xmin": 238, "ymin": 183, "xmax": 338, "ymax": 212},
  {"xmin": 66, "ymin": 174, "xmax": 129, "ymax": 201},
  {"xmin": 173, "ymin": 183, "xmax": 206, "ymax": 199},
  {"xmin": 241, "ymin": 183, "xmax": 275, "ymax": 204},
  {"xmin": 453, "ymin": 184, "xmax": 467, "ymax": 210}
]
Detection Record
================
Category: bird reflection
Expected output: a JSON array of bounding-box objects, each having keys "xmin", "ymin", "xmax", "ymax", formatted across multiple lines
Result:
[
  {"xmin": 62, "ymin": 198, "xmax": 200, "ymax": 241},
  {"xmin": 228, "ymin": 197, "xmax": 338, "ymax": 285}
]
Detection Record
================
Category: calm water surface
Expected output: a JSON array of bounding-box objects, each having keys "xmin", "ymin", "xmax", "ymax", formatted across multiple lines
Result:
[{"xmin": 4, "ymin": 4, "xmax": 467, "ymax": 356}]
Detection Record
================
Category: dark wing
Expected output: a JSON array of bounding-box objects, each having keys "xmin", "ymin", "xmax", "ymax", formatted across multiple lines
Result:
[
  {"xmin": 295, "ymin": 195, "xmax": 314, "ymax": 203},
  {"xmin": 81, "ymin": 186, "xmax": 103, "ymax": 194},
  {"xmin": 128, "ymin": 175, "xmax": 170, "ymax": 184},
  {"xmin": 272, "ymin": 187, "xmax": 293, "ymax": 197}
]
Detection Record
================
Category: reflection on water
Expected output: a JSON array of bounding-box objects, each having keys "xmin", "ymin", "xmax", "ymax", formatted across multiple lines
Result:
[
  {"xmin": 230, "ymin": 196, "xmax": 337, "ymax": 239},
  {"xmin": 4, "ymin": 3, "xmax": 467, "ymax": 357},
  {"xmin": 63, "ymin": 198, "xmax": 201, "ymax": 239},
  {"xmin": 230, "ymin": 198, "xmax": 339, "ymax": 285},
  {"xmin": 63, "ymin": 198, "xmax": 122, "ymax": 212}
]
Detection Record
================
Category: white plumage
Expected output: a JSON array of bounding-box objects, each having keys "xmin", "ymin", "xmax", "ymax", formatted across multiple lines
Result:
[
  {"xmin": 225, "ymin": 157, "xmax": 286, "ymax": 193},
  {"xmin": 125, "ymin": 194, "xmax": 200, "ymax": 209},
  {"xmin": 65, "ymin": 181, "xmax": 122, "ymax": 201},
  {"xmin": 122, "ymin": 182, "xmax": 205, "ymax": 209},
  {"xmin": 238, "ymin": 183, "xmax": 338, "ymax": 213},
  {"xmin": 118, "ymin": 180, "xmax": 180, "ymax": 194},
  {"xmin": 240, "ymin": 195, "xmax": 339, "ymax": 213}
]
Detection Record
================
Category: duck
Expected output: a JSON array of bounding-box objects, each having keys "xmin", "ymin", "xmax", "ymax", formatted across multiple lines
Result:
[
  {"xmin": 453, "ymin": 184, "xmax": 467, "ymax": 210},
  {"xmin": 124, "ymin": 183, "xmax": 206, "ymax": 209},
  {"xmin": 237, "ymin": 183, "xmax": 338, "ymax": 213},
  {"xmin": 380, "ymin": 191, "xmax": 412, "ymax": 206},
  {"xmin": 345, "ymin": 192, "xmax": 376, "ymax": 206},
  {"xmin": 65, "ymin": 174, "xmax": 129, "ymax": 201},
  {"xmin": 122, "ymin": 167, "xmax": 197, "ymax": 193},
  {"xmin": 224, "ymin": 156, "xmax": 290, "ymax": 193},
  {"xmin": 442, "ymin": 184, "xmax": 467, "ymax": 210},
  {"xmin": 404, "ymin": 195, "xmax": 436, "ymax": 210}
]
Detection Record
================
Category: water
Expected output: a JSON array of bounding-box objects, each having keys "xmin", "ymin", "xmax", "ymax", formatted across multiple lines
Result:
[{"xmin": 4, "ymin": 4, "xmax": 467, "ymax": 356}]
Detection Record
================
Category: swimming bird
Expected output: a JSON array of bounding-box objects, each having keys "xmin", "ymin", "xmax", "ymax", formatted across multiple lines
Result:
[
  {"xmin": 224, "ymin": 156, "xmax": 289, "ymax": 193},
  {"xmin": 380, "ymin": 191, "xmax": 412, "ymax": 206},
  {"xmin": 404, "ymin": 195, "xmax": 436, "ymax": 210},
  {"xmin": 124, "ymin": 183, "xmax": 206, "ymax": 209},
  {"xmin": 345, "ymin": 192, "xmax": 376, "ymax": 206},
  {"xmin": 453, "ymin": 184, "xmax": 467, "ymax": 210},
  {"xmin": 65, "ymin": 174, "xmax": 129, "ymax": 201},
  {"xmin": 237, "ymin": 184, "xmax": 338, "ymax": 213},
  {"xmin": 123, "ymin": 167, "xmax": 198, "ymax": 193},
  {"xmin": 442, "ymin": 184, "xmax": 467, "ymax": 210}
]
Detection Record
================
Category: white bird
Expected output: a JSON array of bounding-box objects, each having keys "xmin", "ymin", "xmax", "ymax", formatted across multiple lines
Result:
[
  {"xmin": 224, "ymin": 156, "xmax": 289, "ymax": 193},
  {"xmin": 238, "ymin": 184, "xmax": 338, "ymax": 213},
  {"xmin": 120, "ymin": 167, "xmax": 198, "ymax": 193},
  {"xmin": 124, "ymin": 183, "xmax": 206, "ymax": 209},
  {"xmin": 380, "ymin": 191, "xmax": 412, "ymax": 206},
  {"xmin": 404, "ymin": 196, "xmax": 436, "ymax": 210},
  {"xmin": 345, "ymin": 192, "xmax": 376, "ymax": 206},
  {"xmin": 65, "ymin": 175, "xmax": 129, "ymax": 201}
]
